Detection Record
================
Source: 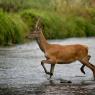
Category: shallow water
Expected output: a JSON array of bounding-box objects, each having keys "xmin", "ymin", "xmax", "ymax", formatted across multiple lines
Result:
[{"xmin": 0, "ymin": 38, "xmax": 95, "ymax": 95}]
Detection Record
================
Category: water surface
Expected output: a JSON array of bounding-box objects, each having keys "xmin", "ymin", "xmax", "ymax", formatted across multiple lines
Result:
[{"xmin": 0, "ymin": 38, "xmax": 95, "ymax": 95}]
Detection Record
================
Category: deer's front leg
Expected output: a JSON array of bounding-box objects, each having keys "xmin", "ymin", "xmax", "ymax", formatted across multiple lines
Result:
[
  {"xmin": 41, "ymin": 60, "xmax": 50, "ymax": 75},
  {"xmin": 41, "ymin": 60, "xmax": 55, "ymax": 77},
  {"xmin": 50, "ymin": 64, "xmax": 55, "ymax": 78}
]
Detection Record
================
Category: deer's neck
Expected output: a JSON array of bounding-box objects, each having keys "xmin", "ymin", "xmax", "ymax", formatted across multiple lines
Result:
[{"xmin": 36, "ymin": 32, "xmax": 49, "ymax": 53}]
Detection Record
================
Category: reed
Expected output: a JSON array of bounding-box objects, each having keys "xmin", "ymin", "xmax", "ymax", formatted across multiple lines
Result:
[
  {"xmin": 21, "ymin": 8, "xmax": 95, "ymax": 39},
  {"xmin": 0, "ymin": 11, "xmax": 29, "ymax": 45}
]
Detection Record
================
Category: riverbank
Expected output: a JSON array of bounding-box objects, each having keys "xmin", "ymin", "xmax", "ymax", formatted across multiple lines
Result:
[{"xmin": 0, "ymin": 80, "xmax": 95, "ymax": 95}]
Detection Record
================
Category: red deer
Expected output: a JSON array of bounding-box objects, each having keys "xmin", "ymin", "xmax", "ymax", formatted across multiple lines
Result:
[{"xmin": 27, "ymin": 18, "xmax": 95, "ymax": 79}]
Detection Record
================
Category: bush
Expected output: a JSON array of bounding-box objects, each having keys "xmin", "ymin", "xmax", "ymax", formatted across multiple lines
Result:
[
  {"xmin": 20, "ymin": 9, "xmax": 68, "ymax": 39},
  {"xmin": 0, "ymin": 0, "xmax": 51, "ymax": 12},
  {"xmin": 20, "ymin": 9, "xmax": 95, "ymax": 39},
  {"xmin": 0, "ymin": 0, "xmax": 95, "ymax": 44},
  {"xmin": 0, "ymin": 11, "xmax": 29, "ymax": 45}
]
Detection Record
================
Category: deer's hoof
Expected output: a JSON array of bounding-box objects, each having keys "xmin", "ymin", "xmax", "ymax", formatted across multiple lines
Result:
[
  {"xmin": 46, "ymin": 72, "xmax": 51, "ymax": 75},
  {"xmin": 50, "ymin": 73, "xmax": 53, "ymax": 78},
  {"xmin": 50, "ymin": 73, "xmax": 53, "ymax": 76}
]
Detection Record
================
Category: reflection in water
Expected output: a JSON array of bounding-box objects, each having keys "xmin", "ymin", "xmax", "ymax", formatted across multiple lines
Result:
[{"xmin": 0, "ymin": 38, "xmax": 95, "ymax": 95}]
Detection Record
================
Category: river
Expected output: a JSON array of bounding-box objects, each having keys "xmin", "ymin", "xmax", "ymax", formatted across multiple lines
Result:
[{"xmin": 0, "ymin": 38, "xmax": 95, "ymax": 95}]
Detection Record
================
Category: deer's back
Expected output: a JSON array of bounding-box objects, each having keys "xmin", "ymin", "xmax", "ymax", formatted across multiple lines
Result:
[{"xmin": 45, "ymin": 44, "xmax": 88, "ymax": 64}]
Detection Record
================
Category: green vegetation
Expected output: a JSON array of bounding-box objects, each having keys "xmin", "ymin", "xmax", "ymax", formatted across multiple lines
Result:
[
  {"xmin": 0, "ymin": 11, "xmax": 29, "ymax": 45},
  {"xmin": 20, "ymin": 9, "xmax": 65, "ymax": 39},
  {"xmin": 20, "ymin": 8, "xmax": 95, "ymax": 39},
  {"xmin": 0, "ymin": 0, "xmax": 95, "ymax": 45}
]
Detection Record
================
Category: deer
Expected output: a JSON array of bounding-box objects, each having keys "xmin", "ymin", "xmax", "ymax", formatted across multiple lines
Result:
[{"xmin": 27, "ymin": 18, "xmax": 95, "ymax": 80}]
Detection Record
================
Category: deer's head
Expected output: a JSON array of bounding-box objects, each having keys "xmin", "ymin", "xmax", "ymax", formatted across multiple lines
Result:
[{"xmin": 26, "ymin": 17, "xmax": 43, "ymax": 39}]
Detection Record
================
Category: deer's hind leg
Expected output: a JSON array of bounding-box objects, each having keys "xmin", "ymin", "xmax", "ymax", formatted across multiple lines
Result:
[
  {"xmin": 80, "ymin": 65, "xmax": 85, "ymax": 74},
  {"xmin": 80, "ymin": 56, "xmax": 95, "ymax": 80},
  {"xmin": 80, "ymin": 55, "xmax": 91, "ymax": 74}
]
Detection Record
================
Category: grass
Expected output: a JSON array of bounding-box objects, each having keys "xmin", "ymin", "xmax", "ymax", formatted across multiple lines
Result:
[
  {"xmin": 0, "ymin": 0, "xmax": 52, "ymax": 12},
  {"xmin": 0, "ymin": 0, "xmax": 95, "ymax": 45},
  {"xmin": 20, "ymin": 8, "xmax": 95, "ymax": 39},
  {"xmin": 20, "ymin": 9, "xmax": 65, "ymax": 39},
  {"xmin": 0, "ymin": 11, "xmax": 29, "ymax": 45}
]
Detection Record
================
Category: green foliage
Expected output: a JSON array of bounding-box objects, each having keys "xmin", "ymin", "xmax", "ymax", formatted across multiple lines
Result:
[
  {"xmin": 0, "ymin": 11, "xmax": 29, "ymax": 45},
  {"xmin": 20, "ymin": 10, "xmax": 38, "ymax": 31},
  {"xmin": 20, "ymin": 9, "xmax": 66, "ymax": 39},
  {"xmin": 0, "ymin": 0, "xmax": 94, "ymax": 12},
  {"xmin": 0, "ymin": 0, "xmax": 95, "ymax": 46},
  {"xmin": 20, "ymin": 9, "xmax": 95, "ymax": 39},
  {"xmin": 0, "ymin": 0, "xmax": 52, "ymax": 12}
]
